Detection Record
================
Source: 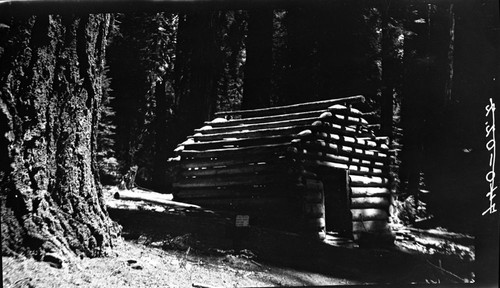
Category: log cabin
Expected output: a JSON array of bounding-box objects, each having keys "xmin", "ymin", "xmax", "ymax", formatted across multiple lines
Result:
[{"xmin": 169, "ymin": 95, "xmax": 393, "ymax": 244}]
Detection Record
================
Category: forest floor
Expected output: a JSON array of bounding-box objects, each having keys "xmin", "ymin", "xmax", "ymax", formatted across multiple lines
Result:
[
  {"xmin": 2, "ymin": 237, "xmax": 360, "ymax": 288},
  {"xmin": 2, "ymin": 186, "xmax": 476, "ymax": 287}
]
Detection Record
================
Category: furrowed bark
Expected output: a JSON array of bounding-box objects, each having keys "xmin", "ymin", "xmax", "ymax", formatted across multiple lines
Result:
[{"xmin": 0, "ymin": 14, "xmax": 120, "ymax": 259}]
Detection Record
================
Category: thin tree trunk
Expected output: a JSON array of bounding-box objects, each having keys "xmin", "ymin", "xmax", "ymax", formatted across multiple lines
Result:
[
  {"xmin": 400, "ymin": 2, "xmax": 431, "ymax": 222},
  {"xmin": 0, "ymin": 14, "xmax": 120, "ymax": 259},
  {"xmin": 152, "ymin": 79, "xmax": 168, "ymax": 190}
]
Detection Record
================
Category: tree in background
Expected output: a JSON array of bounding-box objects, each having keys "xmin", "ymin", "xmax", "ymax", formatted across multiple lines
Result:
[
  {"xmin": 216, "ymin": 11, "xmax": 246, "ymax": 112},
  {"xmin": 173, "ymin": 10, "xmax": 224, "ymax": 148},
  {"xmin": 1, "ymin": 14, "xmax": 120, "ymax": 258},
  {"xmin": 106, "ymin": 13, "xmax": 178, "ymax": 189},
  {"xmin": 241, "ymin": 9, "xmax": 273, "ymax": 109}
]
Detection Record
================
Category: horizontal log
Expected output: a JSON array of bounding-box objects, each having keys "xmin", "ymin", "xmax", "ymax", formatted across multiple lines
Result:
[
  {"xmin": 199, "ymin": 117, "xmax": 319, "ymax": 134},
  {"xmin": 207, "ymin": 110, "xmax": 328, "ymax": 127},
  {"xmin": 331, "ymin": 113, "xmax": 368, "ymax": 125},
  {"xmin": 177, "ymin": 154, "xmax": 289, "ymax": 170},
  {"xmin": 351, "ymin": 187, "xmax": 391, "ymax": 197},
  {"xmin": 192, "ymin": 120, "xmax": 375, "ymax": 144},
  {"xmin": 176, "ymin": 197, "xmax": 301, "ymax": 211},
  {"xmin": 113, "ymin": 189, "xmax": 201, "ymax": 209},
  {"xmin": 317, "ymin": 121, "xmax": 375, "ymax": 138},
  {"xmin": 351, "ymin": 197, "xmax": 391, "ymax": 209},
  {"xmin": 175, "ymin": 187, "xmax": 273, "ymax": 199},
  {"xmin": 179, "ymin": 143, "xmax": 289, "ymax": 159},
  {"xmin": 180, "ymin": 134, "xmax": 306, "ymax": 151},
  {"xmin": 192, "ymin": 125, "xmax": 312, "ymax": 142},
  {"xmin": 350, "ymin": 181, "xmax": 389, "ymax": 188},
  {"xmin": 314, "ymin": 129, "xmax": 388, "ymax": 150},
  {"xmin": 301, "ymin": 139, "xmax": 389, "ymax": 164},
  {"xmin": 300, "ymin": 159, "xmax": 386, "ymax": 179},
  {"xmin": 351, "ymin": 208, "xmax": 389, "ymax": 221},
  {"xmin": 179, "ymin": 162, "xmax": 294, "ymax": 178},
  {"xmin": 173, "ymin": 173, "xmax": 296, "ymax": 189},
  {"xmin": 349, "ymin": 175, "xmax": 389, "ymax": 185},
  {"xmin": 298, "ymin": 150, "xmax": 387, "ymax": 175},
  {"xmin": 214, "ymin": 95, "xmax": 365, "ymax": 118},
  {"xmin": 352, "ymin": 220, "xmax": 390, "ymax": 233},
  {"xmin": 202, "ymin": 114, "xmax": 369, "ymax": 134},
  {"xmin": 313, "ymin": 132, "xmax": 389, "ymax": 153}
]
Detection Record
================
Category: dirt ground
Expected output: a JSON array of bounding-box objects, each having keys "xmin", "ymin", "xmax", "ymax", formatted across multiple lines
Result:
[
  {"xmin": 3, "ymin": 186, "xmax": 476, "ymax": 287},
  {"xmin": 2, "ymin": 238, "xmax": 360, "ymax": 288}
]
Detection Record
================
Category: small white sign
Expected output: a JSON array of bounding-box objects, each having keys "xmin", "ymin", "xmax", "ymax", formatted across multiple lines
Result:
[{"xmin": 235, "ymin": 215, "xmax": 250, "ymax": 227}]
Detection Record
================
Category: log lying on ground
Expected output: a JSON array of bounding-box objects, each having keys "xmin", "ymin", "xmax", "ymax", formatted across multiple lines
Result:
[
  {"xmin": 214, "ymin": 95, "xmax": 365, "ymax": 118},
  {"xmin": 403, "ymin": 227, "xmax": 475, "ymax": 246},
  {"xmin": 113, "ymin": 189, "xmax": 201, "ymax": 209}
]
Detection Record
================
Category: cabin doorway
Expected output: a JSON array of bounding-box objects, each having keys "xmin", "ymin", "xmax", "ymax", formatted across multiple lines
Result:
[{"xmin": 318, "ymin": 167, "xmax": 353, "ymax": 238}]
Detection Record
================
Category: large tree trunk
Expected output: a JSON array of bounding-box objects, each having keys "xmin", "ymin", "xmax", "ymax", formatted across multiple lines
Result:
[
  {"xmin": 0, "ymin": 14, "xmax": 120, "ymax": 259},
  {"xmin": 174, "ymin": 11, "xmax": 222, "ymax": 142}
]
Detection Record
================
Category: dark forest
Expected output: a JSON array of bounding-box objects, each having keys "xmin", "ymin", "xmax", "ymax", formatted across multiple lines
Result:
[{"xmin": 1, "ymin": 0, "xmax": 499, "ymax": 286}]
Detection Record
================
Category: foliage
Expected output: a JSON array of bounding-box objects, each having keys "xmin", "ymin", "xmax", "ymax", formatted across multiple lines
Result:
[{"xmin": 106, "ymin": 13, "xmax": 178, "ymax": 187}]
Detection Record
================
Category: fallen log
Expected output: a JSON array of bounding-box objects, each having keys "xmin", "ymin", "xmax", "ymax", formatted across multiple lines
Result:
[{"xmin": 113, "ymin": 189, "xmax": 201, "ymax": 209}]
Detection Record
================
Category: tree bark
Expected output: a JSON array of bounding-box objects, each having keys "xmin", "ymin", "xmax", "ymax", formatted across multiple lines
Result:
[
  {"xmin": 0, "ymin": 14, "xmax": 120, "ymax": 259},
  {"xmin": 174, "ymin": 11, "xmax": 222, "ymax": 143},
  {"xmin": 152, "ymin": 79, "xmax": 168, "ymax": 190}
]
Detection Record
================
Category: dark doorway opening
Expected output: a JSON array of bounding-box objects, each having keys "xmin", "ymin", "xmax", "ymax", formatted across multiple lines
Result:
[{"xmin": 319, "ymin": 167, "xmax": 353, "ymax": 238}]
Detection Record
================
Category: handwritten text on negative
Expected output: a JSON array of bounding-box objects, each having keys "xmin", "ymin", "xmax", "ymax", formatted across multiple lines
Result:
[{"xmin": 483, "ymin": 98, "xmax": 497, "ymax": 216}]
